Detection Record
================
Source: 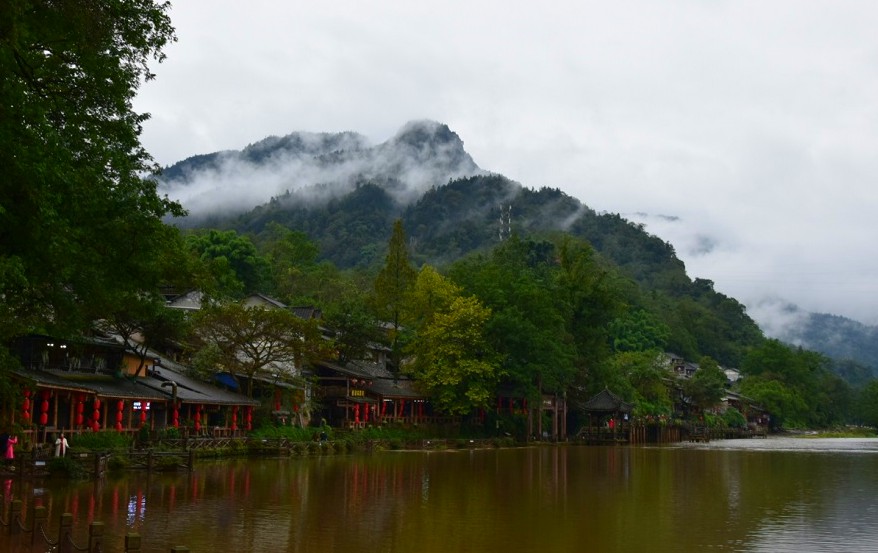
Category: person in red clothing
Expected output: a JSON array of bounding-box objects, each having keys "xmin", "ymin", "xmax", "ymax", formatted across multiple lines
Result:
[{"xmin": 3, "ymin": 433, "xmax": 17, "ymax": 468}]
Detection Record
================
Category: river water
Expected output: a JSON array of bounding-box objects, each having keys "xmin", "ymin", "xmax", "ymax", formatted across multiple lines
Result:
[{"xmin": 2, "ymin": 437, "xmax": 877, "ymax": 552}]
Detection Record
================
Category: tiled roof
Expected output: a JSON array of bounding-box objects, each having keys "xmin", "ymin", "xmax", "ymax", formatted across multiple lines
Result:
[{"xmin": 582, "ymin": 388, "xmax": 633, "ymax": 413}]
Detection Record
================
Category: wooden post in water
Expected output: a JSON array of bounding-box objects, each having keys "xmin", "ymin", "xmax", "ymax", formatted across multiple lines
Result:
[
  {"xmin": 58, "ymin": 513, "xmax": 73, "ymax": 553},
  {"xmin": 32, "ymin": 505, "xmax": 47, "ymax": 545},
  {"xmin": 125, "ymin": 533, "xmax": 142, "ymax": 552},
  {"xmin": 88, "ymin": 521, "xmax": 104, "ymax": 553},
  {"xmin": 9, "ymin": 500, "xmax": 22, "ymax": 536}
]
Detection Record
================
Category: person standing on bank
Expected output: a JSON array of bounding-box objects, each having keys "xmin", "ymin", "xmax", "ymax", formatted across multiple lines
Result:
[
  {"xmin": 54, "ymin": 433, "xmax": 70, "ymax": 457},
  {"xmin": 4, "ymin": 433, "xmax": 17, "ymax": 468}
]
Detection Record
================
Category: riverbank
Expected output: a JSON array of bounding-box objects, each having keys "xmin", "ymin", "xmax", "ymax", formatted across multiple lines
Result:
[{"xmin": 783, "ymin": 426, "xmax": 877, "ymax": 439}]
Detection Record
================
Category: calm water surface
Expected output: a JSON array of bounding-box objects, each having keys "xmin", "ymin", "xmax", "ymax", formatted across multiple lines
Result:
[{"xmin": 2, "ymin": 437, "xmax": 877, "ymax": 552}]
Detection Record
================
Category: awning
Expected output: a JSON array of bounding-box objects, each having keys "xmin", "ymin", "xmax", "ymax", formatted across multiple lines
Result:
[{"xmin": 214, "ymin": 372, "xmax": 239, "ymax": 391}]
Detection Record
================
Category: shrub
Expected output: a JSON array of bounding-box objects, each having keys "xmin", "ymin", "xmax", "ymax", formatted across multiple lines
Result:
[
  {"xmin": 722, "ymin": 408, "xmax": 748, "ymax": 428},
  {"xmin": 107, "ymin": 455, "xmax": 130, "ymax": 472},
  {"xmin": 48, "ymin": 457, "xmax": 87, "ymax": 479},
  {"xmin": 73, "ymin": 431, "xmax": 132, "ymax": 452}
]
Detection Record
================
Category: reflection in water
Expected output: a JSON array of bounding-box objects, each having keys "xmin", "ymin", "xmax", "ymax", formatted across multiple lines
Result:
[{"xmin": 1, "ymin": 439, "xmax": 877, "ymax": 552}]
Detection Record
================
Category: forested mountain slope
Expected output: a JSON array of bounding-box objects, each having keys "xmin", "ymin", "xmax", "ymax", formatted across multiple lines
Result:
[{"xmin": 160, "ymin": 121, "xmax": 843, "ymax": 370}]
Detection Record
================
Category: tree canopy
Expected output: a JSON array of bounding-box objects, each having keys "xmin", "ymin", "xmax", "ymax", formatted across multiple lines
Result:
[{"xmin": 1, "ymin": 0, "xmax": 182, "ymax": 341}]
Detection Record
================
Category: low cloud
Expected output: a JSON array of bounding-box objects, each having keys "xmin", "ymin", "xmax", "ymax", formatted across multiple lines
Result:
[{"xmin": 159, "ymin": 121, "xmax": 483, "ymax": 217}]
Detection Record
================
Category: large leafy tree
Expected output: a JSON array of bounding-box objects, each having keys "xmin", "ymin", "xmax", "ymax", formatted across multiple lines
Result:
[
  {"xmin": 449, "ymin": 237, "xmax": 576, "ymax": 404},
  {"xmin": 1, "ymin": 0, "xmax": 182, "ymax": 342},
  {"xmin": 680, "ymin": 356, "xmax": 728, "ymax": 415},
  {"xmin": 98, "ymin": 291, "xmax": 188, "ymax": 377},
  {"xmin": 188, "ymin": 301, "xmax": 332, "ymax": 397},
  {"xmin": 609, "ymin": 309, "xmax": 670, "ymax": 353},
  {"xmin": 405, "ymin": 267, "xmax": 499, "ymax": 415},
  {"xmin": 605, "ymin": 350, "xmax": 672, "ymax": 416},
  {"xmin": 555, "ymin": 238, "xmax": 624, "ymax": 400},
  {"xmin": 186, "ymin": 229, "xmax": 271, "ymax": 298},
  {"xmin": 739, "ymin": 339, "xmax": 850, "ymax": 428}
]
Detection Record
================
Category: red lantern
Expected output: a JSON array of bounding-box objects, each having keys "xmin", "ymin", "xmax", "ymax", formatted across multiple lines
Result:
[
  {"xmin": 140, "ymin": 401, "xmax": 147, "ymax": 425},
  {"xmin": 76, "ymin": 396, "xmax": 85, "ymax": 426},
  {"xmin": 22, "ymin": 391, "xmax": 31, "ymax": 421},
  {"xmin": 172, "ymin": 403, "xmax": 180, "ymax": 429},
  {"xmin": 245, "ymin": 406, "xmax": 252, "ymax": 431},
  {"xmin": 93, "ymin": 399, "xmax": 101, "ymax": 429},
  {"xmin": 194, "ymin": 405, "xmax": 202, "ymax": 432},
  {"xmin": 231, "ymin": 406, "xmax": 238, "ymax": 431},
  {"xmin": 38, "ymin": 390, "xmax": 50, "ymax": 426}
]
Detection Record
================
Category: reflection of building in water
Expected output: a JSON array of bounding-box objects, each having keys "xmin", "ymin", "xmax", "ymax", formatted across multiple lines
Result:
[{"xmin": 127, "ymin": 490, "xmax": 146, "ymax": 525}]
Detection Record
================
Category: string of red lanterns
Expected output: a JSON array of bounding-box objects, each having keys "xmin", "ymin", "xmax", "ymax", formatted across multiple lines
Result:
[
  {"xmin": 92, "ymin": 399, "xmax": 101, "ymax": 432},
  {"xmin": 115, "ymin": 399, "xmax": 124, "ymax": 431},
  {"xmin": 76, "ymin": 394, "xmax": 85, "ymax": 427},
  {"xmin": 21, "ymin": 389, "xmax": 31, "ymax": 422},
  {"xmin": 39, "ymin": 389, "xmax": 50, "ymax": 426},
  {"xmin": 139, "ymin": 399, "xmax": 147, "ymax": 426}
]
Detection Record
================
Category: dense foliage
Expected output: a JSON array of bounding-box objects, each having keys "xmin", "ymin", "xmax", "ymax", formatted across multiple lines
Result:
[{"xmin": 0, "ymin": 0, "xmax": 195, "ymax": 416}]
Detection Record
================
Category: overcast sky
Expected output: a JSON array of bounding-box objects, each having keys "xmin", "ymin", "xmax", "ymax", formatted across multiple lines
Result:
[{"xmin": 134, "ymin": 1, "xmax": 878, "ymax": 328}]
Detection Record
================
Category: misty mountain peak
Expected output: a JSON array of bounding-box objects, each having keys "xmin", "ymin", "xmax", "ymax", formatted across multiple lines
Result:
[
  {"xmin": 159, "ymin": 121, "xmax": 483, "ymax": 219},
  {"xmin": 391, "ymin": 120, "xmax": 463, "ymax": 149}
]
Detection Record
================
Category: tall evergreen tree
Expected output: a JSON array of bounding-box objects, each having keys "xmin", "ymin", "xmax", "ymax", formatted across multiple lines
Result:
[{"xmin": 373, "ymin": 220, "xmax": 417, "ymax": 372}]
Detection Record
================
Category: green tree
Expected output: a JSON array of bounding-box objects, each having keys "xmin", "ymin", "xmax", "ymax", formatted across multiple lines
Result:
[
  {"xmin": 0, "ymin": 0, "xmax": 185, "ymax": 414},
  {"xmin": 98, "ymin": 291, "xmax": 187, "ymax": 377},
  {"xmin": 681, "ymin": 356, "xmax": 728, "ymax": 414},
  {"xmin": 1, "ymin": 0, "xmax": 181, "ymax": 340},
  {"xmin": 607, "ymin": 350, "xmax": 672, "ymax": 416},
  {"xmin": 609, "ymin": 309, "xmax": 670, "ymax": 353},
  {"xmin": 322, "ymin": 284, "xmax": 381, "ymax": 364},
  {"xmin": 740, "ymin": 339, "xmax": 847, "ymax": 428},
  {"xmin": 739, "ymin": 378, "xmax": 808, "ymax": 429},
  {"xmin": 856, "ymin": 380, "xmax": 878, "ymax": 429},
  {"xmin": 449, "ymin": 237, "xmax": 576, "ymax": 405},
  {"xmin": 373, "ymin": 220, "xmax": 417, "ymax": 372},
  {"xmin": 257, "ymin": 222, "xmax": 327, "ymax": 303},
  {"xmin": 186, "ymin": 230, "xmax": 270, "ymax": 297},
  {"xmin": 555, "ymin": 238, "xmax": 624, "ymax": 400},
  {"xmin": 406, "ymin": 291, "xmax": 499, "ymax": 415},
  {"xmin": 188, "ymin": 301, "xmax": 332, "ymax": 397}
]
